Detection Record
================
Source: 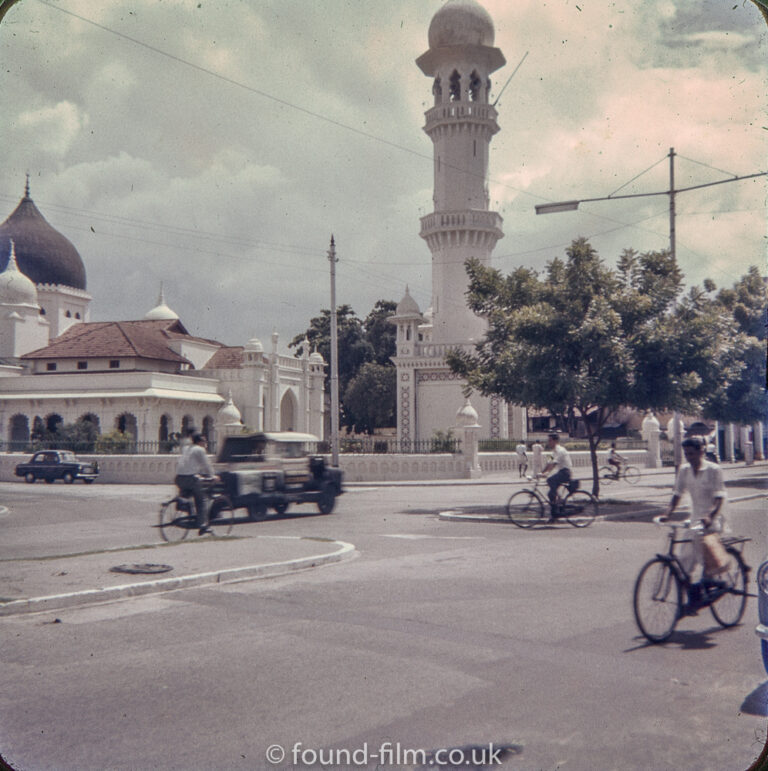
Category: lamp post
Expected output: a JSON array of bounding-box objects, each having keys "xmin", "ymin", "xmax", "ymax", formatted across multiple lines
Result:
[
  {"xmin": 536, "ymin": 149, "xmax": 766, "ymax": 468},
  {"xmin": 327, "ymin": 235, "xmax": 340, "ymax": 467}
]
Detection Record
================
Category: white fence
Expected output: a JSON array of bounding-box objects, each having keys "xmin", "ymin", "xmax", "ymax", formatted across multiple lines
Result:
[{"xmin": 0, "ymin": 449, "xmax": 650, "ymax": 484}]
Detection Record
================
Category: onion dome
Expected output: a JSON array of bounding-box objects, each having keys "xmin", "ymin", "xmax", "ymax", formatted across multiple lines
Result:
[
  {"xmin": 144, "ymin": 284, "xmax": 179, "ymax": 320},
  {"xmin": 428, "ymin": 0, "xmax": 495, "ymax": 48},
  {"xmin": 393, "ymin": 286, "xmax": 422, "ymax": 318},
  {"xmin": 217, "ymin": 391, "xmax": 242, "ymax": 426},
  {"xmin": 0, "ymin": 240, "xmax": 39, "ymax": 308},
  {"xmin": 244, "ymin": 335, "xmax": 264, "ymax": 353},
  {"xmin": 641, "ymin": 411, "xmax": 661, "ymax": 440},
  {"xmin": 309, "ymin": 349, "xmax": 325, "ymax": 363},
  {"xmin": 455, "ymin": 397, "xmax": 480, "ymax": 427},
  {"xmin": 0, "ymin": 181, "xmax": 87, "ymax": 290}
]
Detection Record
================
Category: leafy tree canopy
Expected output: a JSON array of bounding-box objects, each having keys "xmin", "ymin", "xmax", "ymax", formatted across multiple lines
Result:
[
  {"xmin": 448, "ymin": 238, "xmax": 740, "ymax": 493},
  {"xmin": 343, "ymin": 363, "xmax": 396, "ymax": 434}
]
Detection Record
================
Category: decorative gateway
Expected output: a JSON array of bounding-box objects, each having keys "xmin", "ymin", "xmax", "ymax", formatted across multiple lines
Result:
[{"xmin": 214, "ymin": 432, "xmax": 343, "ymax": 521}]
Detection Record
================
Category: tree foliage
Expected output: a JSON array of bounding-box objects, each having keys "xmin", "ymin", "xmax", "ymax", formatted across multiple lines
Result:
[
  {"xmin": 343, "ymin": 363, "xmax": 396, "ymax": 434},
  {"xmin": 447, "ymin": 238, "xmax": 740, "ymax": 493},
  {"xmin": 290, "ymin": 300, "xmax": 398, "ymax": 430}
]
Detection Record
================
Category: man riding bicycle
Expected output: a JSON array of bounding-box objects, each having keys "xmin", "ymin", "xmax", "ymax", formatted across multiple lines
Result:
[
  {"xmin": 174, "ymin": 432, "xmax": 217, "ymax": 536},
  {"xmin": 607, "ymin": 442, "xmax": 626, "ymax": 477},
  {"xmin": 659, "ymin": 436, "xmax": 729, "ymax": 605},
  {"xmin": 541, "ymin": 433, "xmax": 572, "ymax": 512}
]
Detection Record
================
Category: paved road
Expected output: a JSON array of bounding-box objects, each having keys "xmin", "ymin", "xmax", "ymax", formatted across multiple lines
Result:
[{"xmin": 0, "ymin": 466, "xmax": 766, "ymax": 770}]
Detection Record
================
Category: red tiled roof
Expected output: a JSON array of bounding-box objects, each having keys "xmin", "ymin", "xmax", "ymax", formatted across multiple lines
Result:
[
  {"xmin": 21, "ymin": 319, "xmax": 212, "ymax": 364},
  {"xmin": 203, "ymin": 346, "xmax": 244, "ymax": 369}
]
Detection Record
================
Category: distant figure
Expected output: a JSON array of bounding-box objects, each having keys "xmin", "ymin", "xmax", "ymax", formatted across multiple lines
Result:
[
  {"xmin": 532, "ymin": 441, "xmax": 544, "ymax": 475},
  {"xmin": 607, "ymin": 442, "xmax": 626, "ymax": 476},
  {"xmin": 541, "ymin": 433, "xmax": 573, "ymax": 510},
  {"xmin": 515, "ymin": 443, "xmax": 528, "ymax": 477},
  {"xmin": 705, "ymin": 439, "xmax": 718, "ymax": 463}
]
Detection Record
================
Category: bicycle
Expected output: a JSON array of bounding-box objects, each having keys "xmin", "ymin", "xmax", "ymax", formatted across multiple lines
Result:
[
  {"xmin": 158, "ymin": 477, "xmax": 235, "ymax": 542},
  {"xmin": 506, "ymin": 474, "xmax": 598, "ymax": 529},
  {"xmin": 632, "ymin": 517, "xmax": 751, "ymax": 643},
  {"xmin": 598, "ymin": 463, "xmax": 640, "ymax": 485}
]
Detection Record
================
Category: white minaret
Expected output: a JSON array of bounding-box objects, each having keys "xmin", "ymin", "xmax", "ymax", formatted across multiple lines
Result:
[{"xmin": 416, "ymin": 0, "xmax": 505, "ymax": 343}]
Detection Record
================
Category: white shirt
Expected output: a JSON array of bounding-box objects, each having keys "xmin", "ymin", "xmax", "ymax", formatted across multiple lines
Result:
[
  {"xmin": 673, "ymin": 460, "xmax": 728, "ymax": 530},
  {"xmin": 551, "ymin": 444, "xmax": 572, "ymax": 471},
  {"xmin": 176, "ymin": 444, "xmax": 214, "ymax": 476},
  {"xmin": 515, "ymin": 444, "xmax": 527, "ymax": 458}
]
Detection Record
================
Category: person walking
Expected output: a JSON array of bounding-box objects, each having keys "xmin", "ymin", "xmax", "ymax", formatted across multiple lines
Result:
[{"xmin": 174, "ymin": 433, "xmax": 216, "ymax": 535}]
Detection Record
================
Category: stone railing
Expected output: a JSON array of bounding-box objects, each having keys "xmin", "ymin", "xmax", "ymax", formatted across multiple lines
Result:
[{"xmin": 480, "ymin": 449, "xmax": 649, "ymax": 474}]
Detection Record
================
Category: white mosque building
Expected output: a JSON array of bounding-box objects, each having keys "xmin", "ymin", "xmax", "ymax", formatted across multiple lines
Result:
[
  {"xmin": 0, "ymin": 182, "xmax": 325, "ymax": 450},
  {"xmin": 390, "ymin": 0, "xmax": 527, "ymax": 445}
]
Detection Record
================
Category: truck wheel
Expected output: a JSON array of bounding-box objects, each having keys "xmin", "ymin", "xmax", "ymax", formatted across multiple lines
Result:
[
  {"xmin": 317, "ymin": 484, "xmax": 336, "ymax": 515},
  {"xmin": 24, "ymin": 472, "xmax": 35, "ymax": 484},
  {"xmin": 247, "ymin": 502, "xmax": 268, "ymax": 522},
  {"xmin": 63, "ymin": 472, "xmax": 74, "ymax": 484}
]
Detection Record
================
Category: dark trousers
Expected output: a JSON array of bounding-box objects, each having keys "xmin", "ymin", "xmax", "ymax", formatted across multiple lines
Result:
[
  {"xmin": 175, "ymin": 474, "xmax": 209, "ymax": 528},
  {"xmin": 547, "ymin": 468, "xmax": 572, "ymax": 505}
]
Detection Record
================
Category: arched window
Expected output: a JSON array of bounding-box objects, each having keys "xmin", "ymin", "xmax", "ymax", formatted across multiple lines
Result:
[
  {"xmin": 9, "ymin": 414, "xmax": 29, "ymax": 447},
  {"xmin": 181, "ymin": 415, "xmax": 195, "ymax": 436},
  {"xmin": 449, "ymin": 70, "xmax": 461, "ymax": 102},
  {"xmin": 468, "ymin": 71, "xmax": 482, "ymax": 102},
  {"xmin": 280, "ymin": 390, "xmax": 298, "ymax": 432},
  {"xmin": 201, "ymin": 416, "xmax": 213, "ymax": 443},
  {"xmin": 116, "ymin": 412, "xmax": 137, "ymax": 439},
  {"xmin": 46, "ymin": 413, "xmax": 63, "ymax": 435},
  {"xmin": 78, "ymin": 413, "xmax": 100, "ymax": 433},
  {"xmin": 432, "ymin": 77, "xmax": 442, "ymax": 105},
  {"xmin": 159, "ymin": 414, "xmax": 170, "ymax": 442}
]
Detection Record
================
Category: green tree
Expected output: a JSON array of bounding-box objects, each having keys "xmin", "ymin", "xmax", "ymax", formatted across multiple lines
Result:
[
  {"xmin": 363, "ymin": 300, "xmax": 397, "ymax": 365},
  {"xmin": 343, "ymin": 363, "xmax": 396, "ymax": 434},
  {"xmin": 290, "ymin": 305, "xmax": 374, "ymax": 429},
  {"xmin": 703, "ymin": 266, "xmax": 767, "ymax": 426},
  {"xmin": 447, "ymin": 238, "xmax": 737, "ymax": 494}
]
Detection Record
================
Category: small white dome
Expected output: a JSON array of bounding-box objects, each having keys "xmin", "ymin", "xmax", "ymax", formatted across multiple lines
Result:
[
  {"xmin": 245, "ymin": 336, "xmax": 264, "ymax": 353},
  {"xmin": 0, "ymin": 241, "xmax": 39, "ymax": 308},
  {"xmin": 455, "ymin": 397, "xmax": 480, "ymax": 427},
  {"xmin": 394, "ymin": 286, "xmax": 422, "ymax": 317},
  {"xmin": 309, "ymin": 350, "xmax": 325, "ymax": 363},
  {"xmin": 217, "ymin": 393, "xmax": 242, "ymax": 425},
  {"xmin": 428, "ymin": 0, "xmax": 495, "ymax": 48},
  {"xmin": 144, "ymin": 285, "xmax": 179, "ymax": 320}
]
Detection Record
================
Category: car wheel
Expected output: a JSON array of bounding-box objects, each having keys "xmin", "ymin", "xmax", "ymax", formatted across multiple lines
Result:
[
  {"xmin": 317, "ymin": 484, "xmax": 336, "ymax": 515},
  {"xmin": 63, "ymin": 472, "xmax": 74, "ymax": 484},
  {"xmin": 24, "ymin": 472, "xmax": 35, "ymax": 484}
]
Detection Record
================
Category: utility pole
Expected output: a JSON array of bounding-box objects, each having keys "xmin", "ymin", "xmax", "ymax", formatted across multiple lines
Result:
[
  {"xmin": 535, "ymin": 148, "xmax": 766, "ymax": 471},
  {"xmin": 328, "ymin": 235, "xmax": 339, "ymax": 467}
]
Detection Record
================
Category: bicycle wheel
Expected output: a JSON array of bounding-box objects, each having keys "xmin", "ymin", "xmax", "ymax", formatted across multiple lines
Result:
[
  {"xmin": 709, "ymin": 547, "xmax": 748, "ymax": 627},
  {"xmin": 623, "ymin": 465, "xmax": 641, "ymax": 485},
  {"xmin": 563, "ymin": 490, "xmax": 598, "ymax": 528},
  {"xmin": 633, "ymin": 557, "xmax": 682, "ymax": 643},
  {"xmin": 598, "ymin": 466, "xmax": 615, "ymax": 485},
  {"xmin": 208, "ymin": 495, "xmax": 235, "ymax": 537},
  {"xmin": 159, "ymin": 499, "xmax": 193, "ymax": 543},
  {"xmin": 505, "ymin": 490, "xmax": 547, "ymax": 528}
]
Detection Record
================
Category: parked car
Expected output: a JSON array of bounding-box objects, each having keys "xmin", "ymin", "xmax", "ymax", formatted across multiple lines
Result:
[
  {"xmin": 15, "ymin": 450, "xmax": 99, "ymax": 484},
  {"xmin": 215, "ymin": 432, "xmax": 343, "ymax": 520},
  {"xmin": 756, "ymin": 558, "xmax": 768, "ymax": 673}
]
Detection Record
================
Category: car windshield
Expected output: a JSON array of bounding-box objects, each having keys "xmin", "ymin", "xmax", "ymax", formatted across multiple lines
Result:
[{"xmin": 217, "ymin": 435, "xmax": 267, "ymax": 463}]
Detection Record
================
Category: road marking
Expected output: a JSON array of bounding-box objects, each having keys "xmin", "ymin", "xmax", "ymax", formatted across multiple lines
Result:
[{"xmin": 382, "ymin": 534, "xmax": 486, "ymax": 540}]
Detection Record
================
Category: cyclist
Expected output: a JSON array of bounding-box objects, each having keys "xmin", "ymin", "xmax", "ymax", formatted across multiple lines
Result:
[
  {"xmin": 659, "ymin": 436, "xmax": 729, "ymax": 605},
  {"xmin": 607, "ymin": 442, "xmax": 626, "ymax": 478},
  {"xmin": 174, "ymin": 432, "xmax": 217, "ymax": 535},
  {"xmin": 541, "ymin": 432, "xmax": 572, "ymax": 513}
]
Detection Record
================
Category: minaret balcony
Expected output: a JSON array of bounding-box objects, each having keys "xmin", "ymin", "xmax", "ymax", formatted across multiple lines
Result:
[
  {"xmin": 420, "ymin": 209, "xmax": 503, "ymax": 241},
  {"xmin": 423, "ymin": 101, "xmax": 499, "ymax": 133}
]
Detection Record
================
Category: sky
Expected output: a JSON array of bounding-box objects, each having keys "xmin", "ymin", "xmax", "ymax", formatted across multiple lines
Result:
[{"xmin": 0, "ymin": 0, "xmax": 765, "ymax": 349}]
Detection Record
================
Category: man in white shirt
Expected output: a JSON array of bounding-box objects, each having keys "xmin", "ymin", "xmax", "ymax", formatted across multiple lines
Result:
[
  {"xmin": 515, "ymin": 443, "xmax": 528, "ymax": 477},
  {"xmin": 175, "ymin": 433, "xmax": 217, "ymax": 535},
  {"xmin": 541, "ymin": 433, "xmax": 573, "ymax": 511},
  {"xmin": 660, "ymin": 436, "xmax": 729, "ymax": 599}
]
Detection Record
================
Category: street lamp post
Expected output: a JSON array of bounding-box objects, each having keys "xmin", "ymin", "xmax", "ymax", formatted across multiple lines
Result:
[{"xmin": 328, "ymin": 235, "xmax": 340, "ymax": 468}]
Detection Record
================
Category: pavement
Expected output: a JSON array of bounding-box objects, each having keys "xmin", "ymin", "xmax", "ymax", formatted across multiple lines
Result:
[{"xmin": 1, "ymin": 462, "xmax": 764, "ymax": 618}]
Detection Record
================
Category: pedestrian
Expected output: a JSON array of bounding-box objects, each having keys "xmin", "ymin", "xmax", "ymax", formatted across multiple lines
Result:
[
  {"xmin": 515, "ymin": 442, "xmax": 528, "ymax": 477},
  {"xmin": 531, "ymin": 440, "xmax": 544, "ymax": 475},
  {"xmin": 174, "ymin": 432, "xmax": 217, "ymax": 535},
  {"xmin": 659, "ymin": 436, "xmax": 729, "ymax": 604}
]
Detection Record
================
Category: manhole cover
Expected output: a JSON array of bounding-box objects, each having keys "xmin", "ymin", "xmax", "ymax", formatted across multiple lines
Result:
[{"xmin": 110, "ymin": 563, "xmax": 173, "ymax": 575}]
